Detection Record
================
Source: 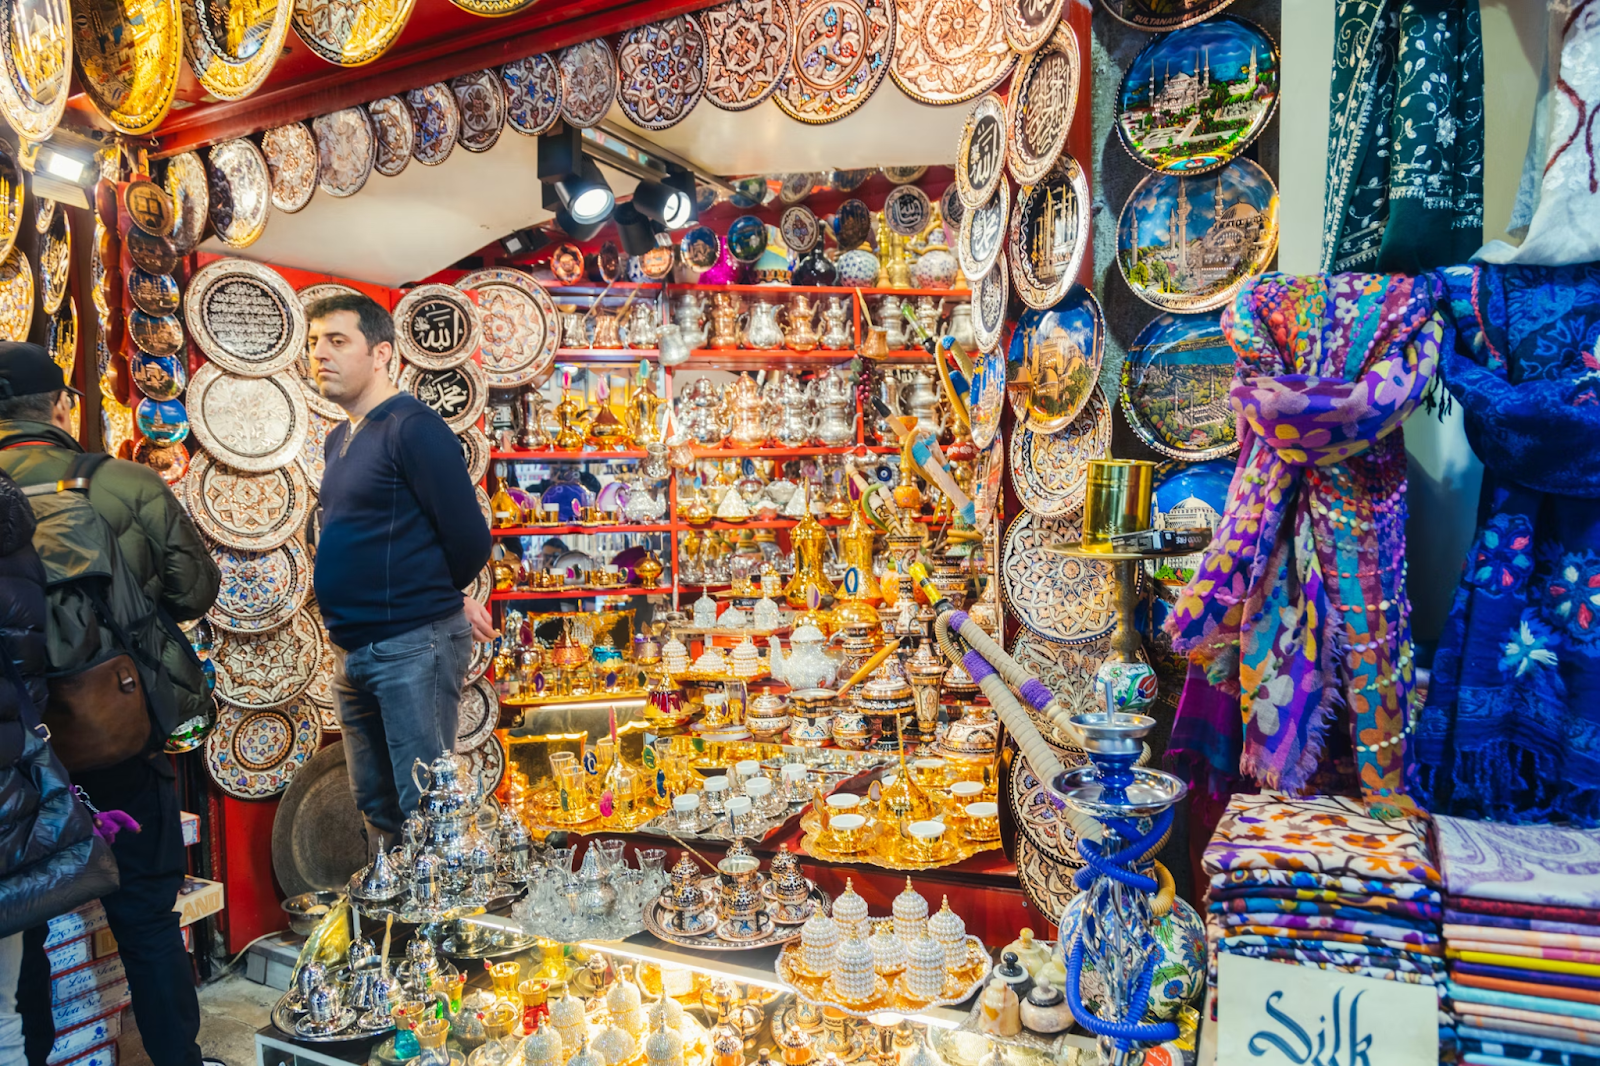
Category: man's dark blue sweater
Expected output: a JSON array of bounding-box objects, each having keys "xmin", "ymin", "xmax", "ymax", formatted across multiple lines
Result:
[{"xmin": 313, "ymin": 393, "xmax": 491, "ymax": 650}]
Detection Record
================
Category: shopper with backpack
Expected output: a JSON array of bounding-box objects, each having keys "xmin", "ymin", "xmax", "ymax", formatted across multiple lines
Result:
[{"xmin": 0, "ymin": 343, "xmax": 224, "ymax": 1066}]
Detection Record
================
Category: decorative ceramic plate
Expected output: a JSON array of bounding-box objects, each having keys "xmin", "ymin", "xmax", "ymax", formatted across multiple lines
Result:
[
  {"xmin": 207, "ymin": 536, "xmax": 313, "ymax": 633},
  {"xmin": 1006, "ymin": 29, "xmax": 1079, "ymax": 186},
  {"xmin": 451, "ymin": 69, "xmax": 505, "ymax": 152},
  {"xmin": 453, "ymin": 269, "xmax": 560, "ymax": 387},
  {"xmin": 970, "ymin": 433, "xmax": 1003, "ymax": 532},
  {"xmin": 1007, "ymin": 155, "xmax": 1090, "ymax": 310},
  {"xmin": 262, "ymin": 122, "xmax": 317, "ymax": 213},
  {"xmin": 464, "ymin": 638, "xmax": 491, "ymax": 685},
  {"xmin": 830, "ymin": 169, "xmax": 873, "ymax": 192},
  {"xmin": 1116, "ymin": 157, "xmax": 1279, "ymax": 312},
  {"xmin": 726, "ymin": 215, "xmax": 767, "ymax": 263},
  {"xmin": 1100, "ymin": 0, "xmax": 1239, "ymax": 31},
  {"xmin": 834, "ymin": 198, "xmax": 873, "ymax": 250},
  {"xmin": 0, "ymin": 0, "xmax": 72, "ymax": 140},
  {"xmin": 1005, "ymin": 285, "xmax": 1103, "ymax": 433},
  {"xmin": 781, "ymin": 207, "xmax": 822, "ymax": 254},
  {"xmin": 941, "ymin": 182, "xmax": 964, "ymax": 244},
  {"xmin": 38, "ymin": 211, "xmax": 69, "ymax": 316},
  {"xmin": 501, "ymin": 55, "xmax": 562, "ymax": 135},
  {"xmin": 126, "ymin": 228, "xmax": 179, "ymax": 275},
  {"xmin": 958, "ymin": 180, "xmax": 1007, "ymax": 282},
  {"xmin": 557, "ymin": 38, "xmax": 617, "ymax": 129},
  {"xmin": 295, "ymin": 282, "xmax": 360, "ymax": 419},
  {"xmin": 34, "ymin": 195, "xmax": 54, "ymax": 236},
  {"xmin": 884, "ymin": 184, "xmax": 931, "ymax": 237},
  {"xmin": 46, "ymin": 298, "xmax": 76, "ymax": 378},
  {"xmin": 295, "ymin": 407, "xmax": 341, "ymax": 488},
  {"xmin": 207, "ymin": 138, "xmax": 272, "ymax": 248},
  {"xmin": 679, "ymin": 227, "xmax": 721, "ymax": 271},
  {"xmin": 213, "ymin": 609, "xmax": 321, "ymax": 708},
  {"xmin": 1008, "ymin": 745, "xmax": 1090, "ymax": 865},
  {"xmin": 1147, "ymin": 459, "xmax": 1231, "ymax": 590},
  {"xmin": 459, "ymin": 426, "xmax": 490, "ymax": 484},
  {"xmin": 406, "ymin": 83, "xmax": 461, "ymax": 167},
  {"xmin": 394, "ymin": 284, "xmax": 480, "ymax": 370},
  {"xmin": 72, "ymin": 0, "xmax": 182, "ymax": 134},
  {"xmin": 164, "ymin": 152, "xmax": 210, "ymax": 252},
  {"xmin": 729, "ymin": 176, "xmax": 767, "ymax": 207},
  {"xmin": 129, "ymin": 350, "xmax": 187, "ymax": 401},
  {"xmin": 367, "ymin": 96, "xmax": 414, "ymax": 176},
  {"xmin": 775, "ymin": 0, "xmax": 896, "ymax": 125},
  {"xmin": 206, "ymin": 700, "xmax": 320, "ymax": 799},
  {"xmin": 312, "ymin": 107, "xmax": 376, "ymax": 198},
  {"xmin": 291, "ymin": 0, "xmax": 416, "ymax": 66},
  {"xmin": 446, "ymin": 0, "xmax": 533, "ymax": 15},
  {"xmin": 128, "ymin": 268, "xmax": 180, "ymax": 317},
  {"xmin": 397, "ymin": 361, "xmax": 488, "ymax": 433},
  {"xmin": 1009, "ymin": 386, "xmax": 1111, "ymax": 517},
  {"xmin": 186, "ymin": 451, "xmax": 313, "ymax": 551},
  {"xmin": 136, "ymin": 398, "xmax": 190, "ymax": 444},
  {"xmin": 0, "ymin": 142, "xmax": 21, "ymax": 264},
  {"xmin": 0, "ymin": 249, "xmax": 33, "ymax": 342},
  {"xmin": 182, "ymin": 0, "xmax": 292, "ymax": 101},
  {"xmin": 779, "ymin": 172, "xmax": 819, "ymax": 204},
  {"xmin": 968, "ymin": 344, "xmax": 1006, "ymax": 451},
  {"xmin": 130, "ymin": 311, "xmax": 185, "ymax": 357},
  {"xmin": 474, "ymin": 486, "xmax": 492, "ymax": 529},
  {"xmin": 1004, "ymin": 0, "xmax": 1064, "ymax": 53},
  {"xmin": 464, "ymin": 566, "xmax": 491, "ymax": 607},
  {"xmin": 1118, "ymin": 16, "xmax": 1278, "ymax": 174},
  {"xmin": 617, "ymin": 16, "xmax": 707, "ymax": 131},
  {"xmin": 1001, "ymin": 511, "xmax": 1116, "ymax": 644},
  {"xmin": 124, "ymin": 181, "xmax": 173, "ymax": 239},
  {"xmin": 890, "ymin": 0, "xmax": 1014, "ymax": 105},
  {"xmin": 189, "ymin": 364, "xmax": 310, "ymax": 473},
  {"xmin": 1122, "ymin": 310, "xmax": 1238, "ymax": 460},
  {"xmin": 134, "ymin": 439, "xmax": 191, "ymax": 484},
  {"xmin": 186, "ymin": 257, "xmax": 307, "ymax": 377},
  {"xmin": 1015, "ymin": 831, "xmax": 1081, "ymax": 920},
  {"xmin": 955, "ymin": 93, "xmax": 1006, "ymax": 210},
  {"xmin": 302, "ymin": 606, "xmax": 337, "ymax": 714},
  {"xmin": 702, "ymin": 0, "xmax": 791, "ymax": 111},
  {"xmin": 972, "ymin": 255, "xmax": 1008, "ymax": 353},
  {"xmin": 456, "ymin": 677, "xmax": 499, "ymax": 752},
  {"xmin": 461, "ymin": 734, "xmax": 505, "ymax": 794}
]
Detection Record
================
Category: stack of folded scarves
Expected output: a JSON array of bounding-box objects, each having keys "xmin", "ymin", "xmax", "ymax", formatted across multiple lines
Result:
[{"xmin": 1436, "ymin": 816, "xmax": 1600, "ymax": 1066}]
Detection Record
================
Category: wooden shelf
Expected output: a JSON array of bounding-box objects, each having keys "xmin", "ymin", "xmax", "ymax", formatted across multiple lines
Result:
[{"xmin": 493, "ymin": 524, "xmax": 672, "ymax": 537}]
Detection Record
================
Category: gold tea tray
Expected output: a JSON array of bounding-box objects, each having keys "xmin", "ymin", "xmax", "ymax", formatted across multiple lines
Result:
[
  {"xmin": 775, "ymin": 935, "xmax": 992, "ymax": 1018},
  {"xmin": 671, "ymin": 668, "xmax": 771, "ymax": 684},
  {"xmin": 643, "ymin": 880, "xmax": 830, "ymax": 951},
  {"xmin": 798, "ymin": 808, "xmax": 1001, "ymax": 871}
]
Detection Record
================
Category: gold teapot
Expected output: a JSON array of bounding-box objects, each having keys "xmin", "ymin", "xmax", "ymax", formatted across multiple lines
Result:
[
  {"xmin": 553, "ymin": 387, "xmax": 594, "ymax": 451},
  {"xmin": 709, "ymin": 292, "xmax": 745, "ymax": 350},
  {"xmin": 783, "ymin": 294, "xmax": 821, "ymax": 352}
]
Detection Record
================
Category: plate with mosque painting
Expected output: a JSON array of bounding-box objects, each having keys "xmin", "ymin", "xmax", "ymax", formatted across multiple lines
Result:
[
  {"xmin": 1117, "ymin": 16, "xmax": 1278, "ymax": 174},
  {"xmin": 1007, "ymin": 156, "xmax": 1089, "ymax": 310},
  {"xmin": 0, "ymin": 141, "xmax": 22, "ymax": 263},
  {"xmin": 1099, "ymin": 0, "xmax": 1240, "ymax": 31},
  {"xmin": 0, "ymin": 0, "xmax": 72, "ymax": 141},
  {"xmin": 1005, "ymin": 286, "xmax": 1103, "ymax": 434},
  {"xmin": 1116, "ymin": 157, "xmax": 1278, "ymax": 312},
  {"xmin": 968, "ymin": 345, "xmax": 1007, "ymax": 451},
  {"xmin": 1121, "ymin": 310, "xmax": 1239, "ymax": 460}
]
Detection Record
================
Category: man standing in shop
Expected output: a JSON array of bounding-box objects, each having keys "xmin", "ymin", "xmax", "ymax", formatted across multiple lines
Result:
[
  {"xmin": 0, "ymin": 342, "xmax": 223, "ymax": 1066},
  {"xmin": 305, "ymin": 293, "xmax": 494, "ymax": 854}
]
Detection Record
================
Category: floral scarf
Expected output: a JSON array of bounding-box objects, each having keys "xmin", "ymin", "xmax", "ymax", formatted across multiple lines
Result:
[{"xmin": 1166, "ymin": 274, "xmax": 1443, "ymax": 812}]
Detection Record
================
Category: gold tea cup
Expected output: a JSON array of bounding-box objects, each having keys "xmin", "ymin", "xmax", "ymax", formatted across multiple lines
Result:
[
  {"xmin": 828, "ymin": 812, "xmax": 868, "ymax": 852},
  {"xmin": 902, "ymin": 819, "xmax": 948, "ymax": 861},
  {"xmin": 963, "ymin": 801, "xmax": 999, "ymax": 842}
]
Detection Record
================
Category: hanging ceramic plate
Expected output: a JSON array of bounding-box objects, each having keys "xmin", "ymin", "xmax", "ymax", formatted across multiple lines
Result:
[
  {"xmin": 34, "ymin": 195, "xmax": 54, "ymax": 236},
  {"xmin": 970, "ymin": 433, "xmax": 1003, "ymax": 532},
  {"xmin": 1100, "ymin": 0, "xmax": 1239, "ymax": 31},
  {"xmin": 464, "ymin": 638, "xmax": 491, "ymax": 685},
  {"xmin": 779, "ymin": 173, "xmax": 819, "ymax": 204},
  {"xmin": 459, "ymin": 426, "xmax": 489, "ymax": 484},
  {"xmin": 1117, "ymin": 157, "xmax": 1279, "ymax": 313},
  {"xmin": 502, "ymin": 54, "xmax": 562, "ymax": 135},
  {"xmin": 397, "ymin": 361, "xmax": 488, "ymax": 433},
  {"xmin": 474, "ymin": 485, "xmax": 493, "ymax": 529},
  {"xmin": 890, "ymin": 0, "xmax": 1014, "ymax": 106},
  {"xmin": 884, "ymin": 184, "xmax": 931, "ymax": 238},
  {"xmin": 726, "ymin": 215, "xmax": 767, "ymax": 263},
  {"xmin": 129, "ymin": 350, "xmax": 187, "ymax": 401},
  {"xmin": 134, "ymin": 438, "xmax": 191, "ymax": 484},
  {"xmin": 0, "ymin": 249, "xmax": 35, "ymax": 343},
  {"xmin": 968, "ymin": 345, "xmax": 1007, "ymax": 451},
  {"xmin": 955, "ymin": 93, "xmax": 1006, "ymax": 211},
  {"xmin": 136, "ymin": 398, "xmax": 190, "ymax": 444},
  {"xmin": 453, "ymin": 268, "xmax": 560, "ymax": 387},
  {"xmin": 456, "ymin": 677, "xmax": 499, "ymax": 752},
  {"xmin": 188, "ymin": 363, "xmax": 310, "ymax": 473},
  {"xmin": 213, "ymin": 609, "xmax": 321, "ymax": 708},
  {"xmin": 830, "ymin": 168, "xmax": 873, "ymax": 192},
  {"xmin": 1001, "ymin": 511, "xmax": 1116, "ymax": 644},
  {"xmin": 181, "ymin": 0, "xmax": 292, "ymax": 100},
  {"xmin": 781, "ymin": 207, "xmax": 822, "ymax": 254},
  {"xmin": 186, "ymin": 257, "xmax": 307, "ymax": 377},
  {"xmin": 394, "ymin": 284, "xmax": 480, "ymax": 370},
  {"xmin": 1006, "ymin": 28, "xmax": 1079, "ymax": 186},
  {"xmin": 702, "ymin": 0, "xmax": 791, "ymax": 111},
  {"xmin": 1004, "ymin": 0, "xmax": 1064, "ymax": 53},
  {"xmin": 261, "ymin": 122, "xmax": 317, "ymax": 213},
  {"xmin": 446, "ymin": 0, "xmax": 533, "ymax": 15},
  {"xmin": 207, "ymin": 138, "xmax": 272, "ymax": 248},
  {"xmin": 617, "ymin": 15, "xmax": 707, "ymax": 132},
  {"xmin": 1009, "ymin": 386, "xmax": 1112, "ymax": 517},
  {"xmin": 295, "ymin": 282, "xmax": 360, "ymax": 420},
  {"xmin": 464, "ymin": 565, "xmax": 491, "ymax": 607},
  {"xmin": 206, "ymin": 700, "xmax": 320, "ymax": 799},
  {"xmin": 367, "ymin": 95, "xmax": 414, "ymax": 176},
  {"xmin": 1006, "ymin": 286, "xmax": 1103, "ymax": 433},
  {"xmin": 128, "ymin": 268, "xmax": 180, "ymax": 317},
  {"xmin": 126, "ymin": 228, "xmax": 179, "ymax": 275},
  {"xmin": 46, "ymin": 297, "xmax": 76, "ymax": 378},
  {"xmin": 729, "ymin": 177, "xmax": 768, "ymax": 207},
  {"xmin": 1117, "ymin": 16, "xmax": 1278, "ymax": 174},
  {"xmin": 451, "ymin": 69, "xmax": 505, "ymax": 152},
  {"xmin": 1122, "ymin": 310, "xmax": 1239, "ymax": 460},
  {"xmin": 72, "ymin": 0, "xmax": 181, "ymax": 134},
  {"xmin": 834, "ymin": 198, "xmax": 873, "ymax": 251},
  {"xmin": 775, "ymin": 0, "xmax": 896, "ymax": 125},
  {"xmin": 679, "ymin": 227, "xmax": 720, "ymax": 272},
  {"xmin": 207, "ymin": 537, "xmax": 312, "ymax": 633},
  {"xmin": 0, "ymin": 0, "xmax": 72, "ymax": 140},
  {"xmin": 0, "ymin": 142, "xmax": 21, "ymax": 264},
  {"xmin": 302, "ymin": 604, "xmax": 336, "ymax": 716},
  {"xmin": 958, "ymin": 180, "xmax": 1007, "ymax": 282},
  {"xmin": 186, "ymin": 451, "xmax": 313, "ymax": 552},
  {"xmin": 558, "ymin": 38, "xmax": 617, "ymax": 129},
  {"xmin": 462, "ymin": 734, "xmax": 505, "ymax": 794},
  {"xmin": 973, "ymin": 255, "xmax": 1008, "ymax": 353},
  {"xmin": 295, "ymin": 407, "xmax": 340, "ymax": 489},
  {"xmin": 1147, "ymin": 459, "xmax": 1232, "ymax": 591},
  {"xmin": 291, "ymin": 0, "xmax": 416, "ymax": 66},
  {"xmin": 130, "ymin": 311, "xmax": 185, "ymax": 357},
  {"xmin": 1007, "ymin": 156, "xmax": 1090, "ymax": 310},
  {"xmin": 940, "ymin": 183, "xmax": 964, "ymax": 245},
  {"xmin": 38, "ymin": 211, "xmax": 69, "ymax": 316},
  {"xmin": 164, "ymin": 152, "xmax": 210, "ymax": 252},
  {"xmin": 406, "ymin": 83, "xmax": 461, "ymax": 167},
  {"xmin": 124, "ymin": 180, "xmax": 174, "ymax": 238},
  {"xmin": 312, "ymin": 107, "xmax": 376, "ymax": 198}
]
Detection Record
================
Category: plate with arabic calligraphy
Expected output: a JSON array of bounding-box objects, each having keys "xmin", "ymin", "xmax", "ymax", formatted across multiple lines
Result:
[
  {"xmin": 884, "ymin": 184, "xmax": 931, "ymax": 238},
  {"xmin": 39, "ymin": 211, "xmax": 69, "ymax": 316},
  {"xmin": 451, "ymin": 69, "xmax": 505, "ymax": 153},
  {"xmin": 1006, "ymin": 286, "xmax": 1103, "ymax": 434},
  {"xmin": 207, "ymin": 138, "xmax": 272, "ymax": 248},
  {"xmin": 394, "ymin": 284, "xmax": 480, "ymax": 370},
  {"xmin": 1006, "ymin": 27, "xmax": 1079, "ymax": 186},
  {"xmin": 558, "ymin": 38, "xmax": 617, "ymax": 129},
  {"xmin": 956, "ymin": 93, "xmax": 1006, "ymax": 210},
  {"xmin": 502, "ymin": 55, "xmax": 562, "ymax": 135},
  {"xmin": 187, "ymin": 258, "xmax": 306, "ymax": 377},
  {"xmin": 46, "ymin": 297, "xmax": 76, "ymax": 378},
  {"xmin": 0, "ymin": 143, "xmax": 20, "ymax": 263},
  {"xmin": 1122, "ymin": 310, "xmax": 1238, "ymax": 460},
  {"xmin": 776, "ymin": 0, "xmax": 896, "ymax": 125},
  {"xmin": 291, "ymin": 0, "xmax": 416, "ymax": 66},
  {"xmin": 367, "ymin": 96, "xmax": 414, "ymax": 176},
  {"xmin": 702, "ymin": 0, "xmax": 791, "ymax": 111},
  {"xmin": 453, "ymin": 269, "xmax": 560, "ymax": 387},
  {"xmin": 72, "ymin": 0, "xmax": 181, "ymax": 135},
  {"xmin": 313, "ymin": 107, "xmax": 375, "ymax": 198},
  {"xmin": 163, "ymin": 152, "xmax": 210, "ymax": 252},
  {"xmin": 1009, "ymin": 386, "xmax": 1111, "ymax": 517},
  {"xmin": 958, "ymin": 181, "xmax": 1007, "ymax": 282},
  {"xmin": 397, "ymin": 361, "xmax": 488, "ymax": 433},
  {"xmin": 206, "ymin": 700, "xmax": 319, "ymax": 800},
  {"xmin": 406, "ymin": 83, "xmax": 461, "ymax": 167},
  {"xmin": 182, "ymin": 0, "xmax": 292, "ymax": 101},
  {"xmin": 213, "ymin": 609, "xmax": 321, "ymax": 709},
  {"xmin": 262, "ymin": 122, "xmax": 317, "ymax": 213},
  {"xmin": 186, "ymin": 451, "xmax": 313, "ymax": 552},
  {"xmin": 617, "ymin": 16, "xmax": 707, "ymax": 131},
  {"xmin": 188, "ymin": 364, "xmax": 310, "ymax": 473},
  {"xmin": 126, "ymin": 228, "xmax": 179, "ymax": 275},
  {"xmin": 1008, "ymin": 156, "xmax": 1090, "ymax": 310},
  {"xmin": 890, "ymin": 0, "xmax": 1014, "ymax": 105},
  {"xmin": 1005, "ymin": 0, "xmax": 1064, "ymax": 53},
  {"xmin": 1100, "ymin": 0, "xmax": 1239, "ymax": 31},
  {"xmin": 1001, "ymin": 511, "xmax": 1117, "ymax": 645},
  {"xmin": 1117, "ymin": 158, "xmax": 1278, "ymax": 313},
  {"xmin": 129, "ymin": 351, "xmax": 187, "ymax": 401},
  {"xmin": 972, "ymin": 255, "xmax": 1008, "ymax": 353},
  {"xmin": 0, "ymin": 0, "xmax": 72, "ymax": 141}
]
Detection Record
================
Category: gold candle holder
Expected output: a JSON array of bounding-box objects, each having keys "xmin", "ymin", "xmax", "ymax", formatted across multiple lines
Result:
[{"xmin": 1082, "ymin": 459, "xmax": 1155, "ymax": 551}]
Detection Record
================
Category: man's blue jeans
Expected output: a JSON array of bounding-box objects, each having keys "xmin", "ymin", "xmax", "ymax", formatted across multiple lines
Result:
[{"xmin": 333, "ymin": 610, "xmax": 473, "ymax": 845}]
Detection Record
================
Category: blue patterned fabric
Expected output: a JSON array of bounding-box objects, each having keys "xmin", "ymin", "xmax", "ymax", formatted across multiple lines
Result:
[{"xmin": 1409, "ymin": 263, "xmax": 1600, "ymax": 825}]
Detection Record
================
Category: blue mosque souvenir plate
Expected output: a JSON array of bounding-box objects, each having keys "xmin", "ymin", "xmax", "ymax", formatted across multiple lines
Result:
[
  {"xmin": 1006, "ymin": 156, "xmax": 1089, "ymax": 310},
  {"xmin": 1116, "ymin": 157, "xmax": 1278, "ymax": 313},
  {"xmin": 968, "ymin": 346, "xmax": 1007, "ymax": 450},
  {"xmin": 1147, "ymin": 459, "xmax": 1233, "ymax": 590},
  {"xmin": 1005, "ymin": 286, "xmax": 1104, "ymax": 434},
  {"xmin": 1122, "ymin": 310, "xmax": 1239, "ymax": 460},
  {"xmin": 1116, "ymin": 16, "xmax": 1279, "ymax": 174},
  {"xmin": 727, "ymin": 215, "xmax": 768, "ymax": 263},
  {"xmin": 129, "ymin": 350, "xmax": 188, "ymax": 401},
  {"xmin": 680, "ymin": 227, "xmax": 721, "ymax": 272},
  {"xmin": 137, "ymin": 397, "xmax": 190, "ymax": 445}
]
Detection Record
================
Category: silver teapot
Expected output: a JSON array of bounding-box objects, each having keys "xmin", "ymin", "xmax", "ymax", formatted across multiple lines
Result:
[
  {"xmin": 657, "ymin": 323, "xmax": 692, "ymax": 367},
  {"xmin": 745, "ymin": 299, "xmax": 784, "ymax": 349},
  {"xmin": 819, "ymin": 296, "xmax": 852, "ymax": 350},
  {"xmin": 814, "ymin": 368, "xmax": 856, "ymax": 447},
  {"xmin": 673, "ymin": 292, "xmax": 708, "ymax": 347},
  {"xmin": 626, "ymin": 301, "xmax": 661, "ymax": 348},
  {"xmin": 878, "ymin": 296, "xmax": 906, "ymax": 350}
]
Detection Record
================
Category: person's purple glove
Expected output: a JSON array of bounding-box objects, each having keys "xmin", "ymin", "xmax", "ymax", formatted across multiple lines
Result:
[{"xmin": 92, "ymin": 810, "xmax": 140, "ymax": 844}]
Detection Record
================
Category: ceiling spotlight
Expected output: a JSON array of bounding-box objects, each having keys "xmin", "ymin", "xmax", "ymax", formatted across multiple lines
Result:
[
  {"xmin": 500, "ymin": 228, "xmax": 550, "ymax": 259},
  {"xmin": 553, "ymin": 205, "xmax": 607, "ymax": 241},
  {"xmin": 553, "ymin": 157, "xmax": 614, "ymax": 225},
  {"xmin": 612, "ymin": 202, "xmax": 659, "ymax": 257},
  {"xmin": 18, "ymin": 126, "xmax": 108, "ymax": 209},
  {"xmin": 662, "ymin": 168, "xmax": 699, "ymax": 225},
  {"xmin": 632, "ymin": 179, "xmax": 692, "ymax": 230}
]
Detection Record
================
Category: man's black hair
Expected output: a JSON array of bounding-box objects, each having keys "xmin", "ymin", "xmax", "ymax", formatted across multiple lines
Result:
[{"xmin": 306, "ymin": 292, "xmax": 395, "ymax": 350}]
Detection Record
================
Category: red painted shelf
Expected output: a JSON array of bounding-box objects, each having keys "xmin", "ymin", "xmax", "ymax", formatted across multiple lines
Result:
[
  {"xmin": 493, "ymin": 524, "xmax": 672, "ymax": 537},
  {"xmin": 490, "ymin": 587, "xmax": 666, "ymax": 601},
  {"xmin": 491, "ymin": 449, "xmax": 646, "ymax": 460}
]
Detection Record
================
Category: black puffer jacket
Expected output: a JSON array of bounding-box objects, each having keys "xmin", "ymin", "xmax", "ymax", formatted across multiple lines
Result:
[{"xmin": 0, "ymin": 471, "xmax": 118, "ymax": 938}]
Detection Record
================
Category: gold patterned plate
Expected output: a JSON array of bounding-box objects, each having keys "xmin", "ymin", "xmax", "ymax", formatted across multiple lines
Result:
[
  {"xmin": 213, "ymin": 608, "xmax": 321, "ymax": 708},
  {"xmin": 451, "ymin": 69, "xmax": 505, "ymax": 152},
  {"xmin": 164, "ymin": 152, "xmax": 211, "ymax": 252},
  {"xmin": 0, "ymin": 249, "xmax": 33, "ymax": 342},
  {"xmin": 1008, "ymin": 386, "xmax": 1110, "ymax": 517},
  {"xmin": 558, "ymin": 38, "xmax": 615, "ymax": 129},
  {"xmin": 207, "ymin": 138, "xmax": 272, "ymax": 248},
  {"xmin": 367, "ymin": 95, "xmax": 414, "ymax": 176},
  {"xmin": 72, "ymin": 0, "xmax": 181, "ymax": 134},
  {"xmin": 0, "ymin": 141, "xmax": 23, "ymax": 263},
  {"xmin": 0, "ymin": 0, "xmax": 72, "ymax": 140},
  {"xmin": 1007, "ymin": 155, "xmax": 1090, "ymax": 310},
  {"xmin": 207, "ymin": 536, "xmax": 312, "ymax": 633},
  {"xmin": 313, "ymin": 107, "xmax": 375, "ymax": 198},
  {"xmin": 47, "ymin": 297, "xmax": 76, "ymax": 378},
  {"xmin": 182, "ymin": 0, "xmax": 292, "ymax": 100},
  {"xmin": 1004, "ymin": 0, "xmax": 1064, "ymax": 54},
  {"xmin": 205, "ymin": 700, "xmax": 320, "ymax": 800},
  {"xmin": 453, "ymin": 268, "xmax": 559, "ymax": 387},
  {"xmin": 702, "ymin": 0, "xmax": 791, "ymax": 112},
  {"xmin": 262, "ymin": 122, "xmax": 317, "ymax": 213},
  {"xmin": 185, "ymin": 451, "xmax": 313, "ymax": 551},
  {"xmin": 501, "ymin": 55, "xmax": 562, "ymax": 135},
  {"xmin": 396, "ymin": 360, "xmax": 487, "ymax": 433},
  {"xmin": 189, "ymin": 363, "xmax": 311, "ymax": 473},
  {"xmin": 958, "ymin": 180, "xmax": 1007, "ymax": 282},
  {"xmin": 616, "ymin": 16, "xmax": 707, "ymax": 132},
  {"xmin": 38, "ymin": 210, "xmax": 69, "ymax": 316},
  {"xmin": 890, "ymin": 0, "xmax": 1013, "ymax": 106},
  {"xmin": 1006, "ymin": 25, "xmax": 1079, "ymax": 186},
  {"xmin": 776, "ymin": 0, "xmax": 896, "ymax": 125},
  {"xmin": 447, "ymin": 0, "xmax": 533, "ymax": 15},
  {"xmin": 972, "ymin": 255, "xmax": 1008, "ymax": 355},
  {"xmin": 187, "ymin": 257, "xmax": 307, "ymax": 377},
  {"xmin": 295, "ymin": 282, "xmax": 359, "ymax": 419},
  {"xmin": 406, "ymin": 83, "xmax": 460, "ymax": 167},
  {"xmin": 292, "ymin": 0, "xmax": 416, "ymax": 66},
  {"xmin": 1000, "ymin": 511, "xmax": 1116, "ymax": 645},
  {"xmin": 956, "ymin": 92, "xmax": 1006, "ymax": 211},
  {"xmin": 394, "ymin": 284, "xmax": 480, "ymax": 370}
]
